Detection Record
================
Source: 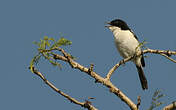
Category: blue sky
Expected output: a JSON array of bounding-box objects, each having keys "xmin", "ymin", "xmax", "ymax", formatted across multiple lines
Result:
[{"xmin": 0, "ymin": 0, "xmax": 176, "ymax": 110}]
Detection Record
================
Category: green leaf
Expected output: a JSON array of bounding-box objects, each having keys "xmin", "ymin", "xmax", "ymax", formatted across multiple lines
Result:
[
  {"xmin": 49, "ymin": 60, "xmax": 62, "ymax": 68},
  {"xmin": 46, "ymin": 40, "xmax": 50, "ymax": 47},
  {"xmin": 50, "ymin": 43, "xmax": 57, "ymax": 49},
  {"xmin": 57, "ymin": 37, "xmax": 72, "ymax": 46},
  {"xmin": 147, "ymin": 89, "xmax": 165, "ymax": 110},
  {"xmin": 48, "ymin": 37, "xmax": 55, "ymax": 41},
  {"xmin": 33, "ymin": 41, "xmax": 40, "ymax": 47},
  {"xmin": 30, "ymin": 58, "xmax": 35, "ymax": 73},
  {"xmin": 29, "ymin": 54, "xmax": 42, "ymax": 73},
  {"xmin": 46, "ymin": 52, "xmax": 50, "ymax": 57},
  {"xmin": 40, "ymin": 39, "xmax": 46, "ymax": 49},
  {"xmin": 30, "ymin": 37, "xmax": 71, "ymax": 73},
  {"xmin": 49, "ymin": 60, "xmax": 57, "ymax": 66},
  {"xmin": 44, "ymin": 36, "xmax": 49, "ymax": 40},
  {"xmin": 136, "ymin": 40, "xmax": 147, "ymax": 50},
  {"xmin": 152, "ymin": 97, "xmax": 156, "ymax": 101},
  {"xmin": 156, "ymin": 102, "xmax": 163, "ymax": 107}
]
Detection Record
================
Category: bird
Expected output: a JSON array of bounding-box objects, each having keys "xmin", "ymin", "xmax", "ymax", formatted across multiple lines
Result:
[{"xmin": 106, "ymin": 19, "xmax": 148, "ymax": 90}]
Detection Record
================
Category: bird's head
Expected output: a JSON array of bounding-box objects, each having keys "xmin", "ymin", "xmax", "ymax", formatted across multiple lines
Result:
[{"xmin": 105, "ymin": 19, "xmax": 130, "ymax": 31}]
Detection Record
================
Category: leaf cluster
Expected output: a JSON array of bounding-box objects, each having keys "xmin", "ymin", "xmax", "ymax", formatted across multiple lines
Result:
[
  {"xmin": 30, "ymin": 36, "xmax": 72, "ymax": 73},
  {"xmin": 147, "ymin": 89, "xmax": 165, "ymax": 110}
]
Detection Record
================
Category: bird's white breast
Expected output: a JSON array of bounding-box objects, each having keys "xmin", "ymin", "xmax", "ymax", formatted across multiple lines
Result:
[{"xmin": 110, "ymin": 27, "xmax": 140, "ymax": 58}]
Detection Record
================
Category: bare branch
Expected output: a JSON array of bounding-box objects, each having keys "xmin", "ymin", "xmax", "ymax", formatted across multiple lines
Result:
[
  {"xmin": 106, "ymin": 48, "xmax": 176, "ymax": 80},
  {"xmin": 31, "ymin": 47, "xmax": 176, "ymax": 110},
  {"xmin": 52, "ymin": 48, "xmax": 176, "ymax": 110},
  {"xmin": 54, "ymin": 48, "xmax": 138, "ymax": 110},
  {"xmin": 143, "ymin": 49, "xmax": 176, "ymax": 56},
  {"xmin": 163, "ymin": 101, "xmax": 176, "ymax": 110},
  {"xmin": 160, "ymin": 53, "xmax": 176, "ymax": 63},
  {"xmin": 52, "ymin": 53, "xmax": 68, "ymax": 62},
  {"xmin": 31, "ymin": 67, "xmax": 98, "ymax": 110},
  {"xmin": 106, "ymin": 56, "xmax": 133, "ymax": 80}
]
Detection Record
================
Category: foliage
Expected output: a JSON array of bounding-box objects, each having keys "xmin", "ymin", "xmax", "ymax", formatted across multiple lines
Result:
[
  {"xmin": 135, "ymin": 40, "xmax": 147, "ymax": 51},
  {"xmin": 30, "ymin": 36, "xmax": 72, "ymax": 73},
  {"xmin": 147, "ymin": 89, "xmax": 165, "ymax": 110}
]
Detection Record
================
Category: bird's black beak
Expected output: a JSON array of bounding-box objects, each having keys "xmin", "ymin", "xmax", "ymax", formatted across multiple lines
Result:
[{"xmin": 105, "ymin": 22, "xmax": 111, "ymax": 28}]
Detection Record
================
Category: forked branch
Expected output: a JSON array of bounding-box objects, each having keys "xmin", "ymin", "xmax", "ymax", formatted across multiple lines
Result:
[
  {"xmin": 30, "ymin": 45, "xmax": 176, "ymax": 110},
  {"xmin": 106, "ymin": 48, "xmax": 176, "ymax": 80}
]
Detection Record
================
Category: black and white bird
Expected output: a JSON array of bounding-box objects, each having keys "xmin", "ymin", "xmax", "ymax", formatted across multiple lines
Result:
[{"xmin": 106, "ymin": 19, "xmax": 148, "ymax": 90}]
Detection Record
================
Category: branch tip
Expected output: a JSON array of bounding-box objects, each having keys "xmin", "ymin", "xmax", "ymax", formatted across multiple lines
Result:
[
  {"xmin": 88, "ymin": 63, "xmax": 94, "ymax": 73},
  {"xmin": 137, "ymin": 96, "xmax": 141, "ymax": 109}
]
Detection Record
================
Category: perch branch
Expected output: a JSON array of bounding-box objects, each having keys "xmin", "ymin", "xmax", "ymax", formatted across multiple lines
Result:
[
  {"xmin": 143, "ymin": 48, "xmax": 176, "ymax": 56},
  {"xmin": 106, "ymin": 48, "xmax": 176, "ymax": 80},
  {"xmin": 31, "ymin": 67, "xmax": 98, "ymax": 110}
]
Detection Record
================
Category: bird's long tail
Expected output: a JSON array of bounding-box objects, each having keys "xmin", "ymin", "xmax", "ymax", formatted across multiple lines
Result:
[{"xmin": 136, "ymin": 65, "xmax": 148, "ymax": 90}]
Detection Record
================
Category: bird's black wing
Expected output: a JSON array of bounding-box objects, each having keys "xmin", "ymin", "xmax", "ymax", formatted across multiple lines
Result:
[
  {"xmin": 130, "ymin": 29, "xmax": 138, "ymax": 40},
  {"xmin": 130, "ymin": 29, "xmax": 145, "ymax": 67}
]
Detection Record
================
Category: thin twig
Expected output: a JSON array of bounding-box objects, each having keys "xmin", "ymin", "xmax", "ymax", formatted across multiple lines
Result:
[
  {"xmin": 106, "ymin": 57, "xmax": 133, "ymax": 80},
  {"xmin": 137, "ymin": 96, "xmax": 141, "ymax": 109},
  {"xmin": 160, "ymin": 53, "xmax": 176, "ymax": 63}
]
